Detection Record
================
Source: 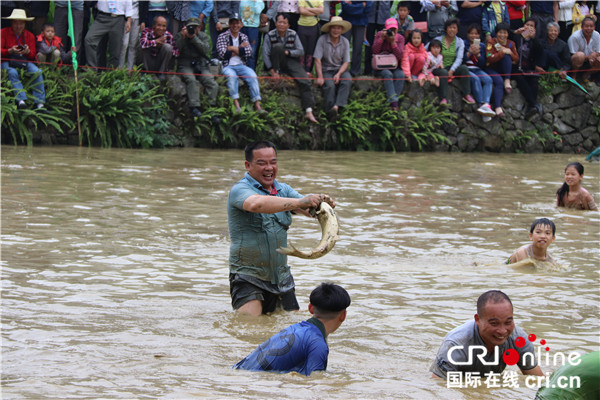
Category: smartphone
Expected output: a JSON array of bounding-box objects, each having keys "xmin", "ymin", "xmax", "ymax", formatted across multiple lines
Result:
[
  {"xmin": 474, "ymin": 38, "xmax": 480, "ymax": 47},
  {"xmin": 16, "ymin": 45, "xmax": 24, "ymax": 50},
  {"xmin": 494, "ymin": 43, "xmax": 501, "ymax": 51}
]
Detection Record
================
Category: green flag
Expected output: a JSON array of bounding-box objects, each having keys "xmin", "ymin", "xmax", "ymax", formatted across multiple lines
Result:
[{"xmin": 67, "ymin": 0, "xmax": 78, "ymax": 70}]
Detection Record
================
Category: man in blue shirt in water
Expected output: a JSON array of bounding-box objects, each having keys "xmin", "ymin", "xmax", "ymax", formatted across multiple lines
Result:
[
  {"xmin": 227, "ymin": 141, "xmax": 335, "ymax": 316},
  {"xmin": 234, "ymin": 282, "xmax": 351, "ymax": 376}
]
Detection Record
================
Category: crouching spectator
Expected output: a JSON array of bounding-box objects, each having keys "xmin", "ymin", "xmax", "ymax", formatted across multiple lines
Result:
[
  {"xmin": 314, "ymin": 16, "xmax": 352, "ymax": 121},
  {"xmin": 1, "ymin": 9, "xmax": 46, "ymax": 111},
  {"xmin": 217, "ymin": 13, "xmax": 265, "ymax": 113},
  {"xmin": 139, "ymin": 16, "xmax": 178, "ymax": 80},
  {"xmin": 568, "ymin": 16, "xmax": 600, "ymax": 82},
  {"xmin": 36, "ymin": 23, "xmax": 70, "ymax": 65},
  {"xmin": 175, "ymin": 17, "xmax": 220, "ymax": 123}
]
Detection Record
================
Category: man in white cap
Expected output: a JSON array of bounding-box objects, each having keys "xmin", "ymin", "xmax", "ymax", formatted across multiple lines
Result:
[
  {"xmin": 314, "ymin": 16, "xmax": 352, "ymax": 121},
  {"xmin": 0, "ymin": 9, "xmax": 46, "ymax": 111}
]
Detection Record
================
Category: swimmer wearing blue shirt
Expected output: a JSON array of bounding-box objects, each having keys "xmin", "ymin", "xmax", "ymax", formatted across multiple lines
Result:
[{"xmin": 234, "ymin": 282, "xmax": 351, "ymax": 376}]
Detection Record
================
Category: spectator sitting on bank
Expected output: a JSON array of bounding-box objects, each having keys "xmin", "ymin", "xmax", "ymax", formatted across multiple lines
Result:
[
  {"xmin": 539, "ymin": 22, "xmax": 571, "ymax": 80},
  {"xmin": 1, "ymin": 9, "xmax": 46, "ymax": 111},
  {"xmin": 424, "ymin": 39, "xmax": 443, "ymax": 87},
  {"xmin": 217, "ymin": 13, "xmax": 265, "ymax": 113},
  {"xmin": 568, "ymin": 16, "xmax": 600, "ymax": 82},
  {"xmin": 263, "ymin": 13, "xmax": 318, "ymax": 123},
  {"xmin": 394, "ymin": 1, "xmax": 414, "ymax": 39},
  {"xmin": 372, "ymin": 17, "xmax": 406, "ymax": 111},
  {"xmin": 36, "ymin": 23, "xmax": 70, "ymax": 65},
  {"xmin": 175, "ymin": 17, "xmax": 220, "ymax": 123},
  {"xmin": 481, "ymin": 0, "xmax": 509, "ymax": 39},
  {"xmin": 463, "ymin": 24, "xmax": 495, "ymax": 120},
  {"xmin": 484, "ymin": 22, "xmax": 518, "ymax": 117},
  {"xmin": 428, "ymin": 17, "xmax": 476, "ymax": 106},
  {"xmin": 139, "ymin": 16, "xmax": 178, "ymax": 80},
  {"xmin": 401, "ymin": 29, "xmax": 428, "ymax": 86},
  {"xmin": 512, "ymin": 18, "xmax": 544, "ymax": 118},
  {"xmin": 314, "ymin": 16, "xmax": 353, "ymax": 121}
]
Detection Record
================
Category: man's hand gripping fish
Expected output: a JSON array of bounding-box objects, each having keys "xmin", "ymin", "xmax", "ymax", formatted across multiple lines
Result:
[{"xmin": 277, "ymin": 202, "xmax": 339, "ymax": 259}]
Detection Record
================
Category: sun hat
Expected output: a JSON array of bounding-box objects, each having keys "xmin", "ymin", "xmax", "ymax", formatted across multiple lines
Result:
[
  {"xmin": 2, "ymin": 9, "xmax": 34, "ymax": 21},
  {"xmin": 321, "ymin": 16, "xmax": 352, "ymax": 34},
  {"xmin": 385, "ymin": 18, "xmax": 398, "ymax": 30}
]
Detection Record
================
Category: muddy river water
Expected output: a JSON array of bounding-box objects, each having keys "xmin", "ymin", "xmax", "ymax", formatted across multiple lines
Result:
[{"xmin": 1, "ymin": 146, "xmax": 598, "ymax": 399}]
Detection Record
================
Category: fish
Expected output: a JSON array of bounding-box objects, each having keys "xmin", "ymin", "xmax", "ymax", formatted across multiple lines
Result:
[{"xmin": 277, "ymin": 202, "xmax": 339, "ymax": 259}]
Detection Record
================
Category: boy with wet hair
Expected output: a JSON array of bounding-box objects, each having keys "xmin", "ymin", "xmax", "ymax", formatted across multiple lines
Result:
[
  {"xmin": 507, "ymin": 218, "xmax": 556, "ymax": 264},
  {"xmin": 233, "ymin": 282, "xmax": 351, "ymax": 376}
]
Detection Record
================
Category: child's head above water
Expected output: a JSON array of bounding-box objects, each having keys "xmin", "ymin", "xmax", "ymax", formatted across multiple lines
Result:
[{"xmin": 530, "ymin": 218, "xmax": 556, "ymax": 236}]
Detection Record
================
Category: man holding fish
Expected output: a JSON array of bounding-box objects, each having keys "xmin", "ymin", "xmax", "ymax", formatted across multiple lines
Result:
[{"xmin": 227, "ymin": 141, "xmax": 336, "ymax": 317}]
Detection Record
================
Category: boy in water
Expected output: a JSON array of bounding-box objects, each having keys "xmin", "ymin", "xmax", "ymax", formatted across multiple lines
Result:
[
  {"xmin": 507, "ymin": 218, "xmax": 556, "ymax": 264},
  {"xmin": 233, "ymin": 282, "xmax": 350, "ymax": 376}
]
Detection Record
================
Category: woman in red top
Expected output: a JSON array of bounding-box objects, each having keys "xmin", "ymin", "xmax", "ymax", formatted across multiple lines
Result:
[
  {"xmin": 1, "ymin": 9, "xmax": 46, "ymax": 110},
  {"xmin": 506, "ymin": 0, "xmax": 527, "ymax": 31}
]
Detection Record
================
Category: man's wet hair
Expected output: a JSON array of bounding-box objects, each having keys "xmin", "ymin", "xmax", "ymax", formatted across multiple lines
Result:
[
  {"xmin": 530, "ymin": 218, "xmax": 556, "ymax": 236},
  {"xmin": 310, "ymin": 282, "xmax": 351, "ymax": 320},
  {"xmin": 477, "ymin": 290, "xmax": 512, "ymax": 315},
  {"xmin": 245, "ymin": 141, "xmax": 277, "ymax": 162}
]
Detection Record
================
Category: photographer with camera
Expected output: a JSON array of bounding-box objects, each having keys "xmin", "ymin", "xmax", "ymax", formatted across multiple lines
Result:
[
  {"xmin": 372, "ymin": 18, "xmax": 406, "ymax": 111},
  {"xmin": 139, "ymin": 16, "xmax": 178, "ymax": 80},
  {"xmin": 175, "ymin": 17, "xmax": 220, "ymax": 122}
]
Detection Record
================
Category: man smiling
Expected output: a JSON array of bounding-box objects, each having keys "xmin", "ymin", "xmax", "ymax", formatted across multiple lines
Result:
[
  {"xmin": 227, "ymin": 141, "xmax": 335, "ymax": 316},
  {"xmin": 430, "ymin": 290, "xmax": 543, "ymax": 378}
]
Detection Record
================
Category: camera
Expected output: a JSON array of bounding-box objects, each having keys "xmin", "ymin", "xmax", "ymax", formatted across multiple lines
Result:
[
  {"xmin": 186, "ymin": 25, "xmax": 196, "ymax": 34},
  {"xmin": 386, "ymin": 30, "xmax": 394, "ymax": 37}
]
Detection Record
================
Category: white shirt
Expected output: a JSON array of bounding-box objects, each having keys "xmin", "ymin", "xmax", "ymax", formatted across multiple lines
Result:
[
  {"xmin": 568, "ymin": 29, "xmax": 600, "ymax": 55},
  {"xmin": 229, "ymin": 35, "xmax": 243, "ymax": 66},
  {"xmin": 97, "ymin": 0, "xmax": 134, "ymax": 18}
]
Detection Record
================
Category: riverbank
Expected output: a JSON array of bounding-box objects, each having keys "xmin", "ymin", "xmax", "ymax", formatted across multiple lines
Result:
[{"xmin": 1, "ymin": 66, "xmax": 598, "ymax": 153}]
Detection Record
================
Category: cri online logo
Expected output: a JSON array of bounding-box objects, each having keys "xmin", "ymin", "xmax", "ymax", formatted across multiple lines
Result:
[{"xmin": 448, "ymin": 334, "xmax": 582, "ymax": 367}]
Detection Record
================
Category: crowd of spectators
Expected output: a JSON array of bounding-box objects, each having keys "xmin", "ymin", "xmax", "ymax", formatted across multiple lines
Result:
[{"xmin": 1, "ymin": 1, "xmax": 599, "ymax": 123}]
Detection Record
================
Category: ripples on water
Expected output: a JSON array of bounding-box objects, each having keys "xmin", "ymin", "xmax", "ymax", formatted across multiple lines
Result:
[{"xmin": 1, "ymin": 146, "xmax": 599, "ymax": 399}]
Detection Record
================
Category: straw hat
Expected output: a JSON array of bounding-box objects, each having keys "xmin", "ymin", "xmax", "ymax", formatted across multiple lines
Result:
[
  {"xmin": 2, "ymin": 9, "xmax": 34, "ymax": 21},
  {"xmin": 321, "ymin": 16, "xmax": 352, "ymax": 34}
]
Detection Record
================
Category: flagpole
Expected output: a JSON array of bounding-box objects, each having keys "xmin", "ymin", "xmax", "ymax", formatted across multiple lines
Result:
[{"xmin": 67, "ymin": 0, "xmax": 82, "ymax": 145}]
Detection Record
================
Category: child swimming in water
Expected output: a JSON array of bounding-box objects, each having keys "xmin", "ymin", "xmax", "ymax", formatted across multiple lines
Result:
[
  {"xmin": 556, "ymin": 162, "xmax": 598, "ymax": 210},
  {"xmin": 508, "ymin": 218, "xmax": 556, "ymax": 264}
]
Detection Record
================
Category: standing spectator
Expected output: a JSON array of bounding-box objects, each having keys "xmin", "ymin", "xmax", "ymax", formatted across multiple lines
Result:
[
  {"xmin": 481, "ymin": 0, "xmax": 510, "ymax": 39},
  {"xmin": 372, "ymin": 17, "xmax": 406, "ymax": 110},
  {"xmin": 175, "ymin": 17, "xmax": 220, "ymax": 122},
  {"xmin": 422, "ymin": 0, "xmax": 456, "ymax": 43},
  {"xmin": 209, "ymin": 1, "xmax": 240, "ymax": 61},
  {"xmin": 36, "ymin": 23, "xmax": 70, "ymax": 65},
  {"xmin": 297, "ymin": 0, "xmax": 324, "ymax": 74},
  {"xmin": 456, "ymin": 1, "xmax": 484, "ymax": 39},
  {"xmin": 1, "ymin": 2, "xmax": 17, "ymax": 30},
  {"xmin": 239, "ymin": 0, "xmax": 264, "ymax": 69},
  {"xmin": 394, "ymin": 1, "xmax": 415, "ymax": 38},
  {"xmin": 463, "ymin": 24, "xmax": 495, "ymax": 119},
  {"xmin": 139, "ymin": 1, "xmax": 170, "ymax": 29},
  {"xmin": 85, "ymin": 0, "xmax": 134, "ymax": 70},
  {"xmin": 264, "ymin": 1, "xmax": 282, "ymax": 30},
  {"xmin": 556, "ymin": 0, "xmax": 576, "ymax": 42},
  {"xmin": 572, "ymin": 1, "xmax": 596, "ymax": 33},
  {"xmin": 429, "ymin": 18, "xmax": 476, "ymax": 105},
  {"xmin": 263, "ymin": 13, "xmax": 318, "ymax": 123},
  {"xmin": 119, "ymin": 0, "xmax": 141, "ymax": 70},
  {"xmin": 314, "ymin": 16, "xmax": 353, "ymax": 120},
  {"xmin": 217, "ymin": 13, "xmax": 265, "ymax": 113},
  {"xmin": 340, "ymin": 1, "xmax": 372, "ymax": 77},
  {"xmin": 277, "ymin": 1, "xmax": 301, "ymax": 31},
  {"xmin": 167, "ymin": 1, "xmax": 191, "ymax": 36},
  {"xmin": 505, "ymin": 0, "xmax": 526, "ymax": 30},
  {"xmin": 24, "ymin": 1, "xmax": 50, "ymax": 37},
  {"xmin": 53, "ymin": 1, "xmax": 84, "ymax": 64},
  {"xmin": 513, "ymin": 18, "xmax": 544, "ymax": 118},
  {"xmin": 484, "ymin": 22, "xmax": 518, "ymax": 117},
  {"xmin": 1, "ymin": 9, "xmax": 46, "ymax": 111},
  {"xmin": 568, "ymin": 16, "xmax": 600, "ymax": 81},
  {"xmin": 529, "ymin": 1, "xmax": 556, "ymax": 40},
  {"xmin": 317, "ymin": 0, "xmax": 332, "ymax": 31},
  {"xmin": 139, "ymin": 15, "xmax": 178, "ymax": 79},
  {"xmin": 539, "ymin": 21, "xmax": 571, "ymax": 79},
  {"xmin": 190, "ymin": 1, "xmax": 214, "ymax": 32},
  {"xmin": 365, "ymin": 0, "xmax": 391, "ymax": 75}
]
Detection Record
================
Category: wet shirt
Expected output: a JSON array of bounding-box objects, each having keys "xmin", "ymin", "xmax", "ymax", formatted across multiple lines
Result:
[
  {"xmin": 228, "ymin": 172, "xmax": 302, "ymax": 286},
  {"xmin": 430, "ymin": 319, "xmax": 537, "ymax": 378},
  {"xmin": 234, "ymin": 318, "xmax": 328, "ymax": 376}
]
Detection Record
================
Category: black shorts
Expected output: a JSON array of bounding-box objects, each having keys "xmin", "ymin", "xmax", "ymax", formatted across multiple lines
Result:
[{"xmin": 229, "ymin": 273, "xmax": 299, "ymax": 314}]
